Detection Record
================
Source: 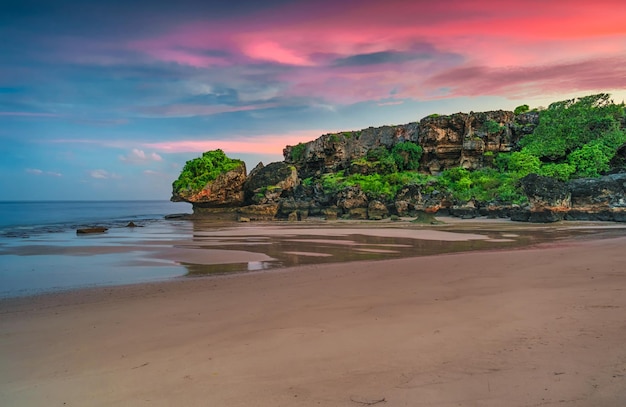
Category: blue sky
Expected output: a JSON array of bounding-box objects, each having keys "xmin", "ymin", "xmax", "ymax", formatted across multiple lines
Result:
[{"xmin": 1, "ymin": 0, "xmax": 625, "ymax": 200}]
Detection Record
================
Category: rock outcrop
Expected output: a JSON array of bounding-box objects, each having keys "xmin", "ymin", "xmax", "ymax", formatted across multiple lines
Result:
[
  {"xmin": 418, "ymin": 110, "xmax": 526, "ymax": 172},
  {"xmin": 244, "ymin": 162, "xmax": 298, "ymax": 205},
  {"xmin": 173, "ymin": 107, "xmax": 626, "ymax": 223},
  {"xmin": 172, "ymin": 163, "xmax": 247, "ymax": 207},
  {"xmin": 284, "ymin": 111, "xmax": 539, "ymax": 178},
  {"xmin": 284, "ymin": 123, "xmax": 419, "ymax": 179},
  {"xmin": 512, "ymin": 174, "xmax": 626, "ymax": 223}
]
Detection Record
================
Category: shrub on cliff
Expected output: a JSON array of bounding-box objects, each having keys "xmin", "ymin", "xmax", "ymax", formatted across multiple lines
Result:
[
  {"xmin": 290, "ymin": 143, "xmax": 307, "ymax": 162},
  {"xmin": 172, "ymin": 149, "xmax": 244, "ymax": 194},
  {"xmin": 514, "ymin": 104, "xmax": 530, "ymax": 115},
  {"xmin": 519, "ymin": 93, "xmax": 625, "ymax": 166},
  {"xmin": 391, "ymin": 142, "xmax": 423, "ymax": 171}
]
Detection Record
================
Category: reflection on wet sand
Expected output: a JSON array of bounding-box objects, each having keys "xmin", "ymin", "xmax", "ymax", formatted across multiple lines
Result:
[
  {"xmin": 174, "ymin": 220, "xmax": 626, "ymax": 277},
  {"xmin": 2, "ymin": 217, "xmax": 626, "ymax": 296}
]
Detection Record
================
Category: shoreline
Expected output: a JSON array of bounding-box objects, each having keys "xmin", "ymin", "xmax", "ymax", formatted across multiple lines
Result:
[
  {"xmin": 2, "ymin": 232, "xmax": 626, "ymax": 406},
  {"xmin": 2, "ymin": 216, "xmax": 626, "ymax": 301}
]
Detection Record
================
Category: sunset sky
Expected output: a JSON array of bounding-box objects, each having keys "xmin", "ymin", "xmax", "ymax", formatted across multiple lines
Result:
[{"xmin": 2, "ymin": 0, "xmax": 626, "ymax": 200}]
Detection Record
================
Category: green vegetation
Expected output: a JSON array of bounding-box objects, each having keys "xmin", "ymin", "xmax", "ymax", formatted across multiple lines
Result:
[
  {"xmin": 290, "ymin": 143, "xmax": 307, "ymax": 161},
  {"xmin": 353, "ymin": 142, "xmax": 423, "ymax": 174},
  {"xmin": 319, "ymin": 170, "xmax": 435, "ymax": 200},
  {"xmin": 514, "ymin": 104, "xmax": 530, "ymax": 115},
  {"xmin": 483, "ymin": 119, "xmax": 503, "ymax": 134},
  {"xmin": 518, "ymin": 93, "xmax": 626, "ymax": 180},
  {"xmin": 435, "ymin": 167, "xmax": 527, "ymax": 204},
  {"xmin": 391, "ymin": 142, "xmax": 423, "ymax": 171},
  {"xmin": 172, "ymin": 149, "xmax": 243, "ymax": 194}
]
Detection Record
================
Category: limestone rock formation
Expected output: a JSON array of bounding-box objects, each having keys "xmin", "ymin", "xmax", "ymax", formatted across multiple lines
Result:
[
  {"xmin": 244, "ymin": 162, "xmax": 298, "ymax": 205},
  {"xmin": 418, "ymin": 110, "xmax": 529, "ymax": 173},
  {"xmin": 336, "ymin": 186, "xmax": 369, "ymax": 219},
  {"xmin": 518, "ymin": 174, "xmax": 571, "ymax": 222},
  {"xmin": 514, "ymin": 174, "xmax": 626, "ymax": 222},
  {"xmin": 284, "ymin": 111, "xmax": 539, "ymax": 178},
  {"xmin": 567, "ymin": 174, "xmax": 626, "ymax": 221},
  {"xmin": 284, "ymin": 123, "xmax": 419, "ymax": 178},
  {"xmin": 172, "ymin": 106, "xmax": 626, "ymax": 224},
  {"xmin": 173, "ymin": 164, "xmax": 247, "ymax": 207}
]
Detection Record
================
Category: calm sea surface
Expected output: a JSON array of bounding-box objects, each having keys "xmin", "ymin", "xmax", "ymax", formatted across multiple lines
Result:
[{"xmin": 0, "ymin": 200, "xmax": 191, "ymax": 236}]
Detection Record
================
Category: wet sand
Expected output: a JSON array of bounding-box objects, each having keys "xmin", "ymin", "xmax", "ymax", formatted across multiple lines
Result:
[{"xmin": 2, "ymin": 227, "xmax": 626, "ymax": 406}]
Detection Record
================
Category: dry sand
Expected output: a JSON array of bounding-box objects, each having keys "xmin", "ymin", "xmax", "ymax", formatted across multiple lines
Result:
[{"xmin": 2, "ymin": 235, "xmax": 626, "ymax": 406}]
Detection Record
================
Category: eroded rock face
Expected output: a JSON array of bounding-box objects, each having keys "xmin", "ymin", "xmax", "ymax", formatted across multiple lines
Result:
[
  {"xmin": 418, "ymin": 111, "xmax": 528, "ymax": 173},
  {"xmin": 284, "ymin": 111, "xmax": 538, "ymax": 178},
  {"xmin": 284, "ymin": 123, "xmax": 419, "ymax": 178},
  {"xmin": 367, "ymin": 200, "xmax": 389, "ymax": 220},
  {"xmin": 173, "ymin": 164, "xmax": 247, "ymax": 207},
  {"xmin": 515, "ymin": 174, "xmax": 626, "ymax": 223},
  {"xmin": 336, "ymin": 186, "xmax": 369, "ymax": 219},
  {"xmin": 244, "ymin": 162, "xmax": 298, "ymax": 205},
  {"xmin": 518, "ymin": 174, "xmax": 570, "ymax": 222},
  {"xmin": 566, "ymin": 174, "xmax": 626, "ymax": 221}
]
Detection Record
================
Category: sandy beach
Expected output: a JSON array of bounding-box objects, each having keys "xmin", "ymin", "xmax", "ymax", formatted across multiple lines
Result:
[{"xmin": 2, "ymin": 229, "xmax": 626, "ymax": 406}]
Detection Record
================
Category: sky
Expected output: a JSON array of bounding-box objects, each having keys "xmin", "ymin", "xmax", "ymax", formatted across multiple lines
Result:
[{"xmin": 1, "ymin": 0, "xmax": 626, "ymax": 201}]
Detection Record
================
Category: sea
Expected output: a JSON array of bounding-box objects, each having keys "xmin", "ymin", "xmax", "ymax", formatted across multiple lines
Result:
[
  {"xmin": 0, "ymin": 200, "xmax": 190, "ymax": 237},
  {"xmin": 0, "ymin": 201, "xmax": 193, "ymax": 298}
]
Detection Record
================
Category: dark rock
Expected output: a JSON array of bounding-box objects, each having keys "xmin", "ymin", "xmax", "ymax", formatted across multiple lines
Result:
[
  {"xmin": 164, "ymin": 213, "xmax": 190, "ymax": 220},
  {"xmin": 450, "ymin": 200, "xmax": 479, "ymax": 219},
  {"xmin": 126, "ymin": 221, "xmax": 138, "ymax": 227},
  {"xmin": 510, "ymin": 209, "xmax": 530, "ymax": 222},
  {"xmin": 367, "ymin": 200, "xmax": 389, "ymax": 220},
  {"xmin": 528, "ymin": 210, "xmax": 563, "ymax": 223},
  {"xmin": 411, "ymin": 211, "xmax": 439, "ymax": 224},
  {"xmin": 569, "ymin": 174, "xmax": 626, "ymax": 211},
  {"xmin": 518, "ymin": 174, "xmax": 570, "ymax": 222},
  {"xmin": 337, "ymin": 186, "xmax": 368, "ymax": 211},
  {"xmin": 244, "ymin": 162, "xmax": 298, "ymax": 205},
  {"xmin": 238, "ymin": 204, "xmax": 280, "ymax": 221},
  {"xmin": 77, "ymin": 227, "xmax": 108, "ymax": 234},
  {"xmin": 348, "ymin": 208, "xmax": 368, "ymax": 220},
  {"xmin": 322, "ymin": 207, "xmax": 339, "ymax": 220}
]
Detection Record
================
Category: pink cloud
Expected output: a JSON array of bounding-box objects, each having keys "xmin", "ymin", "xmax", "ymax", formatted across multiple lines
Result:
[
  {"xmin": 143, "ymin": 131, "xmax": 326, "ymax": 155},
  {"xmin": 121, "ymin": 0, "xmax": 624, "ymax": 104},
  {"xmin": 427, "ymin": 56, "xmax": 626, "ymax": 98},
  {"xmin": 36, "ymin": 0, "xmax": 621, "ymax": 111},
  {"xmin": 242, "ymin": 41, "xmax": 312, "ymax": 66}
]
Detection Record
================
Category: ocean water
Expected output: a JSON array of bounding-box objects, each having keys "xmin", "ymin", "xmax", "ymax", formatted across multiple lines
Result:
[
  {"xmin": 0, "ymin": 200, "xmax": 191, "ymax": 237},
  {"xmin": 0, "ymin": 201, "xmax": 194, "ymax": 297}
]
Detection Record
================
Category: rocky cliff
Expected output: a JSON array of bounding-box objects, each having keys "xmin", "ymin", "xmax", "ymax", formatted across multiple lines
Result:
[
  {"xmin": 283, "ymin": 110, "xmax": 538, "ymax": 178},
  {"xmin": 174, "ymin": 105, "xmax": 626, "ymax": 223}
]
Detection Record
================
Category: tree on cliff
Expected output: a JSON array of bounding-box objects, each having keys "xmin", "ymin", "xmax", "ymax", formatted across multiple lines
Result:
[
  {"xmin": 172, "ymin": 150, "xmax": 244, "ymax": 195},
  {"xmin": 518, "ymin": 93, "xmax": 626, "ymax": 179}
]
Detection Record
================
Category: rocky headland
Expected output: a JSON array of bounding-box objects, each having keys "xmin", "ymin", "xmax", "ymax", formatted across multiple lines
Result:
[{"xmin": 172, "ymin": 95, "xmax": 626, "ymax": 223}]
